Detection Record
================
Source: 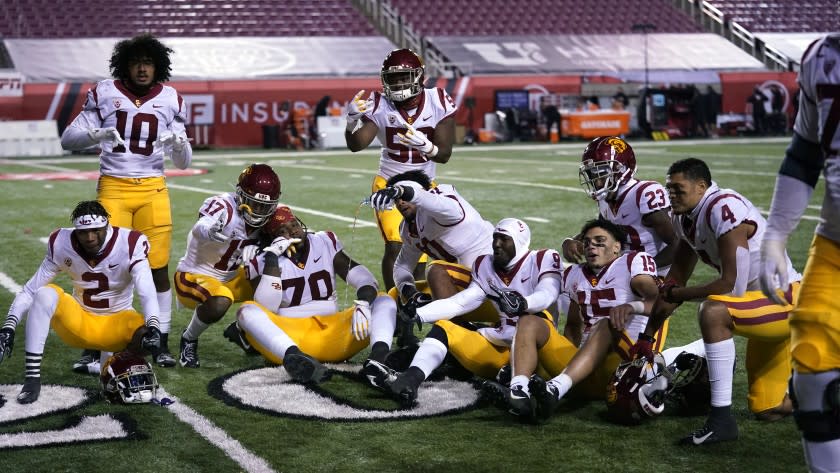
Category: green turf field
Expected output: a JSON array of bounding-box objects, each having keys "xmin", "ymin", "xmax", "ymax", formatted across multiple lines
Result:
[{"xmin": 0, "ymin": 137, "xmax": 818, "ymax": 472}]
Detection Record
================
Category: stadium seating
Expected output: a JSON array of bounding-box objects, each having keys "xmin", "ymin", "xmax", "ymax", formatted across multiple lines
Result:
[
  {"xmin": 387, "ymin": 0, "xmax": 702, "ymax": 35},
  {"xmin": 0, "ymin": 0, "xmax": 379, "ymax": 38},
  {"xmin": 705, "ymin": 0, "xmax": 838, "ymax": 33}
]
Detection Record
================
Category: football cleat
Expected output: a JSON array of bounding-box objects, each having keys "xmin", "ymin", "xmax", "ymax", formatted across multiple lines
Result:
[
  {"xmin": 389, "ymin": 373, "xmax": 419, "ymax": 408},
  {"xmin": 530, "ymin": 375, "xmax": 561, "ymax": 420},
  {"xmin": 0, "ymin": 327, "xmax": 15, "ymax": 365},
  {"xmin": 360, "ymin": 359, "xmax": 398, "ymax": 391},
  {"xmin": 72, "ymin": 349, "xmax": 101, "ymax": 374},
  {"xmin": 283, "ymin": 352, "xmax": 331, "ymax": 384},
  {"xmin": 495, "ymin": 364, "xmax": 512, "ymax": 386},
  {"xmin": 179, "ymin": 335, "xmax": 200, "ymax": 368},
  {"xmin": 509, "ymin": 385, "xmax": 537, "ymax": 422},
  {"xmin": 223, "ymin": 321, "xmax": 259, "ymax": 356},
  {"xmin": 154, "ymin": 351, "xmax": 177, "ymax": 368},
  {"xmin": 17, "ymin": 378, "xmax": 41, "ymax": 404},
  {"xmin": 679, "ymin": 417, "xmax": 739, "ymax": 446},
  {"xmin": 480, "ymin": 379, "xmax": 511, "ymax": 410}
]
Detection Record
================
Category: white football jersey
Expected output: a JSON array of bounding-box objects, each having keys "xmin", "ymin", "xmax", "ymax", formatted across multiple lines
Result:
[
  {"xmin": 563, "ymin": 251, "xmax": 657, "ymax": 344},
  {"xmin": 672, "ymin": 183, "xmax": 800, "ymax": 290},
  {"xmin": 597, "ymin": 178, "xmax": 672, "ymax": 275},
  {"xmin": 398, "ymin": 184, "xmax": 493, "ymax": 269},
  {"xmin": 75, "ymin": 79, "xmax": 187, "ymax": 178},
  {"xmin": 362, "ymin": 87, "xmax": 457, "ymax": 180},
  {"xmin": 246, "ymin": 231, "xmax": 342, "ymax": 318},
  {"xmin": 176, "ymin": 193, "xmax": 261, "ymax": 282},
  {"xmin": 40, "ymin": 227, "xmax": 150, "ymax": 314},
  {"xmin": 796, "ymin": 34, "xmax": 840, "ymax": 242},
  {"xmin": 473, "ymin": 249, "xmax": 564, "ymax": 324}
]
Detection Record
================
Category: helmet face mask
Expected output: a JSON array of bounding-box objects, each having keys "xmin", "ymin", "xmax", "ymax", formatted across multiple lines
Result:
[
  {"xmin": 381, "ymin": 49, "xmax": 425, "ymax": 103},
  {"xmin": 236, "ymin": 164, "xmax": 281, "ymax": 227},
  {"xmin": 605, "ymin": 352, "xmax": 669, "ymax": 425},
  {"xmin": 101, "ymin": 352, "xmax": 158, "ymax": 404},
  {"xmin": 579, "ymin": 136, "xmax": 637, "ymax": 201}
]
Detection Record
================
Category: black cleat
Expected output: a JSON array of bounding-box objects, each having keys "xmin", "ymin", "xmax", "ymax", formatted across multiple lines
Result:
[
  {"xmin": 480, "ymin": 379, "xmax": 511, "ymax": 410},
  {"xmin": 679, "ymin": 416, "xmax": 739, "ymax": 446},
  {"xmin": 509, "ymin": 385, "xmax": 537, "ymax": 422},
  {"xmin": 223, "ymin": 322, "xmax": 259, "ymax": 355},
  {"xmin": 179, "ymin": 335, "xmax": 200, "ymax": 368},
  {"xmin": 17, "ymin": 378, "xmax": 41, "ymax": 404},
  {"xmin": 530, "ymin": 375, "xmax": 561, "ymax": 420},
  {"xmin": 154, "ymin": 351, "xmax": 177, "ymax": 368},
  {"xmin": 283, "ymin": 352, "xmax": 331, "ymax": 384},
  {"xmin": 72, "ymin": 349, "xmax": 100, "ymax": 374},
  {"xmin": 389, "ymin": 373, "xmax": 419, "ymax": 408},
  {"xmin": 360, "ymin": 359, "xmax": 398, "ymax": 391}
]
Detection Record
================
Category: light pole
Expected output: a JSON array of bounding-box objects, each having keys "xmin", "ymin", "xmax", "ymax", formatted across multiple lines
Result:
[{"xmin": 632, "ymin": 23, "xmax": 657, "ymax": 91}]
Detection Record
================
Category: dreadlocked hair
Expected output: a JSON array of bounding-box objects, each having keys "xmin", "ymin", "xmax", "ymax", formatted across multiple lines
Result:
[
  {"xmin": 70, "ymin": 201, "xmax": 110, "ymax": 223},
  {"xmin": 109, "ymin": 33, "xmax": 173, "ymax": 83}
]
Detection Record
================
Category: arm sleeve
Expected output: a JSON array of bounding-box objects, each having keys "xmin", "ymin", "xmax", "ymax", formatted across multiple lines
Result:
[
  {"xmin": 60, "ymin": 109, "xmax": 100, "ymax": 150},
  {"xmin": 416, "ymin": 282, "xmax": 486, "ymax": 323},
  {"xmin": 7, "ymin": 256, "xmax": 60, "ymax": 324},
  {"xmin": 130, "ymin": 258, "xmax": 160, "ymax": 328},
  {"xmin": 192, "ymin": 214, "xmax": 225, "ymax": 241},
  {"xmin": 524, "ymin": 276, "xmax": 562, "ymax": 312},
  {"xmin": 170, "ymin": 118, "xmax": 193, "ymax": 170},
  {"xmin": 393, "ymin": 244, "xmax": 423, "ymax": 294}
]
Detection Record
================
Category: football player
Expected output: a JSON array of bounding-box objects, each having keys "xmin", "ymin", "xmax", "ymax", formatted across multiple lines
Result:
[
  {"xmin": 0, "ymin": 201, "xmax": 161, "ymax": 404},
  {"xmin": 233, "ymin": 206, "xmax": 397, "ymax": 383},
  {"xmin": 511, "ymin": 218, "xmax": 663, "ymax": 421},
  {"xmin": 364, "ymin": 218, "xmax": 563, "ymax": 409},
  {"xmin": 345, "ymin": 48, "xmax": 457, "ymax": 292},
  {"xmin": 172, "ymin": 163, "xmax": 280, "ymax": 368},
  {"xmin": 636, "ymin": 157, "xmax": 802, "ymax": 446},
  {"xmin": 60, "ymin": 34, "xmax": 192, "ymax": 368},
  {"xmin": 367, "ymin": 170, "xmax": 498, "ymax": 334},
  {"xmin": 759, "ymin": 34, "xmax": 840, "ymax": 472}
]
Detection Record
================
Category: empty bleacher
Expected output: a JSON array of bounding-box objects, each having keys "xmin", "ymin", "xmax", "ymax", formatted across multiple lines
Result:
[
  {"xmin": 705, "ymin": 0, "xmax": 837, "ymax": 33},
  {"xmin": 0, "ymin": 0, "xmax": 379, "ymax": 38},
  {"xmin": 387, "ymin": 0, "xmax": 703, "ymax": 35}
]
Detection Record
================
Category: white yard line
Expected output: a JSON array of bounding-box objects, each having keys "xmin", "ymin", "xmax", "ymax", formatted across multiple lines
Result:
[{"xmin": 0, "ymin": 271, "xmax": 22, "ymax": 294}]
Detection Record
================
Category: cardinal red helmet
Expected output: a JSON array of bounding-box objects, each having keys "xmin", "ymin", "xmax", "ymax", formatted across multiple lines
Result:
[
  {"xmin": 100, "ymin": 351, "xmax": 158, "ymax": 404},
  {"xmin": 605, "ymin": 352, "xmax": 669, "ymax": 425},
  {"xmin": 579, "ymin": 136, "xmax": 637, "ymax": 201},
  {"xmin": 381, "ymin": 48, "xmax": 425, "ymax": 103},
  {"xmin": 262, "ymin": 205, "xmax": 306, "ymax": 240},
  {"xmin": 236, "ymin": 163, "xmax": 281, "ymax": 227}
]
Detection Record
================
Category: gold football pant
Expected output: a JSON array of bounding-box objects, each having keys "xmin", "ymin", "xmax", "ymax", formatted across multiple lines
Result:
[{"xmin": 173, "ymin": 268, "xmax": 254, "ymax": 309}]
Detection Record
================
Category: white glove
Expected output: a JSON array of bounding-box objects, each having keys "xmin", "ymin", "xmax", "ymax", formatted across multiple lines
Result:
[
  {"xmin": 397, "ymin": 124, "xmax": 437, "ymax": 157},
  {"xmin": 88, "ymin": 127, "xmax": 125, "ymax": 147},
  {"xmin": 240, "ymin": 244, "xmax": 259, "ymax": 264},
  {"xmin": 345, "ymin": 89, "xmax": 373, "ymax": 128},
  {"xmin": 154, "ymin": 131, "xmax": 188, "ymax": 154},
  {"xmin": 209, "ymin": 213, "xmax": 230, "ymax": 243},
  {"xmin": 264, "ymin": 236, "xmax": 302, "ymax": 257},
  {"xmin": 759, "ymin": 239, "xmax": 790, "ymax": 306},
  {"xmin": 351, "ymin": 300, "xmax": 371, "ymax": 341}
]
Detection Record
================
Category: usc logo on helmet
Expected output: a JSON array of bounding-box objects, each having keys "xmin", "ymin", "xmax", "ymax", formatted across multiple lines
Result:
[{"xmin": 607, "ymin": 137, "xmax": 627, "ymax": 153}]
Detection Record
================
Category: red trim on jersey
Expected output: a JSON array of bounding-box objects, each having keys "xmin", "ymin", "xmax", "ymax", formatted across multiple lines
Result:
[
  {"xmin": 397, "ymin": 90, "xmax": 426, "ymax": 125},
  {"xmin": 127, "ymin": 229, "xmax": 142, "ymax": 256},
  {"xmin": 114, "ymin": 80, "xmax": 164, "ymax": 106},
  {"xmin": 325, "ymin": 231, "xmax": 338, "ymax": 250},
  {"xmin": 494, "ymin": 250, "xmax": 531, "ymax": 284},
  {"xmin": 634, "ymin": 181, "xmax": 658, "ymax": 214},
  {"xmin": 535, "ymin": 249, "xmax": 548, "ymax": 270},
  {"xmin": 175, "ymin": 272, "xmax": 211, "ymax": 303},
  {"xmin": 74, "ymin": 226, "xmax": 119, "ymax": 267},
  {"xmin": 625, "ymin": 251, "xmax": 638, "ymax": 272},
  {"xmin": 436, "ymin": 87, "xmax": 447, "ymax": 110},
  {"xmin": 581, "ymin": 256, "xmax": 620, "ymax": 286},
  {"xmin": 704, "ymin": 192, "xmax": 746, "ymax": 232},
  {"xmin": 608, "ymin": 180, "xmax": 636, "ymax": 215},
  {"xmin": 473, "ymin": 254, "xmax": 489, "ymax": 274},
  {"xmin": 91, "ymin": 85, "xmax": 104, "ymax": 122},
  {"xmin": 223, "ymin": 199, "xmax": 234, "ymax": 226},
  {"xmin": 47, "ymin": 229, "xmax": 60, "ymax": 259},
  {"xmin": 371, "ymin": 91, "xmax": 382, "ymax": 114},
  {"xmin": 431, "ymin": 195, "xmax": 466, "ymax": 227},
  {"xmin": 177, "ymin": 94, "xmax": 184, "ymax": 113}
]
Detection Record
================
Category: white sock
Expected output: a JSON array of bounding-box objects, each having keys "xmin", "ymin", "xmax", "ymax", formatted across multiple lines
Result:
[
  {"xmin": 156, "ymin": 290, "xmax": 172, "ymax": 334},
  {"xmin": 662, "ymin": 338, "xmax": 706, "ymax": 365},
  {"xmin": 237, "ymin": 304, "xmax": 296, "ymax": 360},
  {"xmin": 510, "ymin": 375, "xmax": 530, "ymax": 395},
  {"xmin": 547, "ymin": 372, "xmax": 573, "ymax": 400},
  {"xmin": 369, "ymin": 295, "xmax": 396, "ymax": 348},
  {"xmin": 705, "ymin": 338, "xmax": 735, "ymax": 407},
  {"xmin": 25, "ymin": 287, "xmax": 58, "ymax": 354},
  {"xmin": 411, "ymin": 337, "xmax": 448, "ymax": 379},
  {"xmin": 182, "ymin": 310, "xmax": 209, "ymax": 341}
]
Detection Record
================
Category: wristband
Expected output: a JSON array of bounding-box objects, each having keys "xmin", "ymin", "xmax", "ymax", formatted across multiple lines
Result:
[
  {"xmin": 627, "ymin": 300, "xmax": 645, "ymax": 314},
  {"xmin": 637, "ymin": 332, "xmax": 655, "ymax": 343}
]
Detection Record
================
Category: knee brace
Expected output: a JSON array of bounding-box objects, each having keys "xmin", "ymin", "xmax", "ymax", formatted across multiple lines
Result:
[{"xmin": 792, "ymin": 373, "xmax": 840, "ymax": 442}]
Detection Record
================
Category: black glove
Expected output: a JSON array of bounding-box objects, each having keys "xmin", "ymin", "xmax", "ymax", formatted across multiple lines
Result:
[
  {"xmin": 0, "ymin": 327, "xmax": 15, "ymax": 365},
  {"xmin": 399, "ymin": 291, "xmax": 432, "ymax": 331},
  {"xmin": 487, "ymin": 281, "xmax": 528, "ymax": 315},
  {"xmin": 370, "ymin": 186, "xmax": 404, "ymax": 211},
  {"xmin": 141, "ymin": 326, "xmax": 162, "ymax": 352}
]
